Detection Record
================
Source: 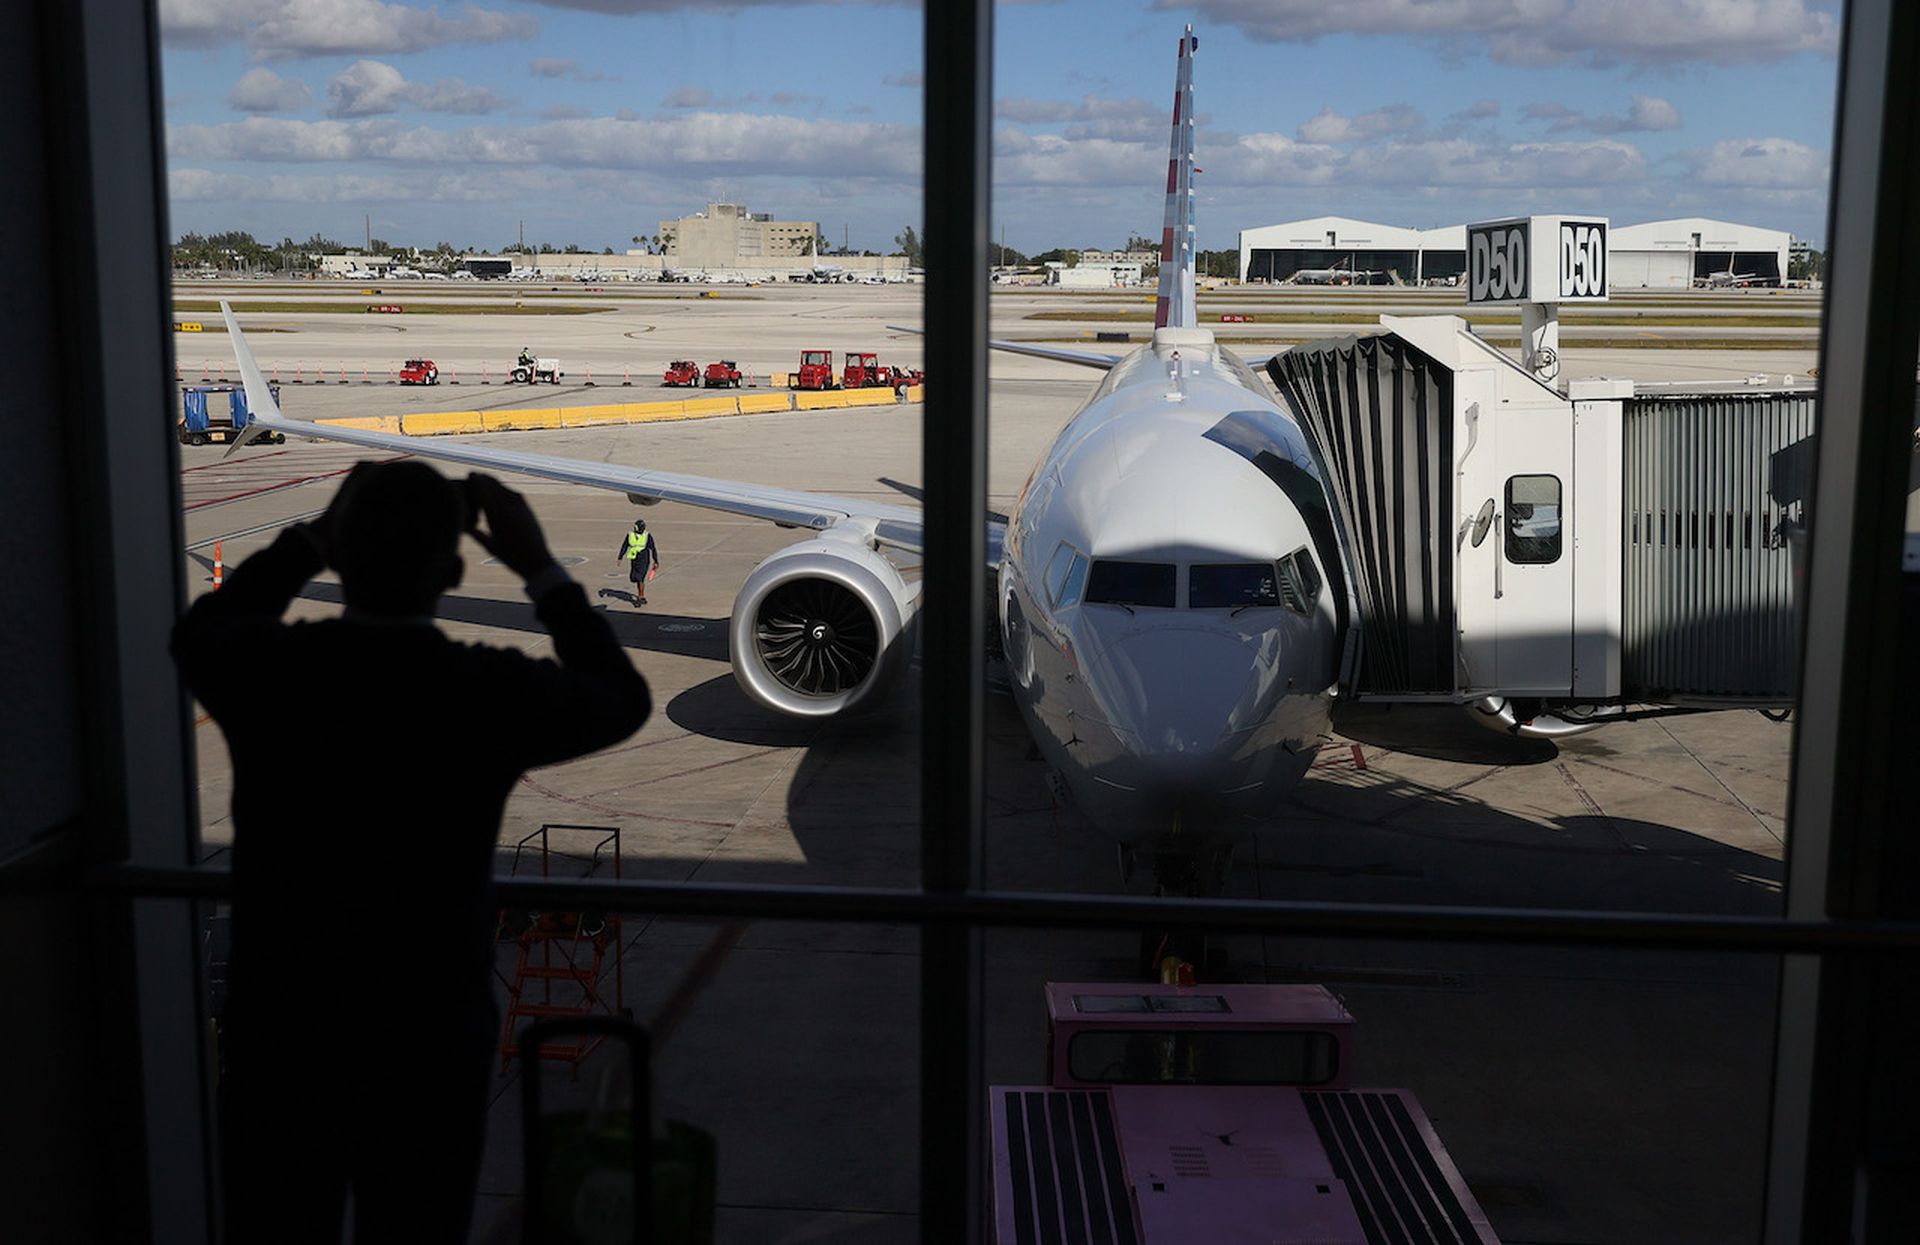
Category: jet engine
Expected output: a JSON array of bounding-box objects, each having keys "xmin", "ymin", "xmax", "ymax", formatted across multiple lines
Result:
[{"xmin": 729, "ymin": 538, "xmax": 918, "ymax": 718}]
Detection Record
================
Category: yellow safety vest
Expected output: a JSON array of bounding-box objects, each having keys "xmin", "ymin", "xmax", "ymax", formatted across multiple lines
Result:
[{"xmin": 624, "ymin": 531, "xmax": 648, "ymax": 558}]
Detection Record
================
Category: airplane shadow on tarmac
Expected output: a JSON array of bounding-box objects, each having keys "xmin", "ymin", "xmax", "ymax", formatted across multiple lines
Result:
[{"xmin": 287, "ymin": 578, "xmax": 1782, "ymax": 918}]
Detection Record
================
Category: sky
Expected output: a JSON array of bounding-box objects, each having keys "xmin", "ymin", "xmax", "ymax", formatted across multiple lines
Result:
[{"xmin": 159, "ymin": 0, "xmax": 1845, "ymax": 255}]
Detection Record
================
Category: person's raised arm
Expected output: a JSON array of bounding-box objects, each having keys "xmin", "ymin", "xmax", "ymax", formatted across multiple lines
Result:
[
  {"xmin": 170, "ymin": 464, "xmax": 363, "ymax": 708},
  {"xmin": 466, "ymin": 474, "xmax": 650, "ymax": 766}
]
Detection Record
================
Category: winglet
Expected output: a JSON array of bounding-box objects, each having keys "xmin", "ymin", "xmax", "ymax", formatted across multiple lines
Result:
[
  {"xmin": 218, "ymin": 300, "xmax": 290, "ymax": 455},
  {"xmin": 1152, "ymin": 26, "xmax": 1199, "ymax": 331}
]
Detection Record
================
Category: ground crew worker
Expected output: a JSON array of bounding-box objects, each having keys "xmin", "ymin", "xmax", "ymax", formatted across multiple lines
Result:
[
  {"xmin": 518, "ymin": 345, "xmax": 536, "ymax": 369},
  {"xmin": 618, "ymin": 517, "xmax": 661, "ymax": 606}
]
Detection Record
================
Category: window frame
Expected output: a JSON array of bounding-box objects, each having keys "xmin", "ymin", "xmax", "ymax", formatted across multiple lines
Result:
[{"xmin": 38, "ymin": 1, "xmax": 1920, "ymax": 1241}]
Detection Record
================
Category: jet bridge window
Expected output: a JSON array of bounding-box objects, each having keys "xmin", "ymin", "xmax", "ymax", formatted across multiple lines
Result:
[
  {"xmin": 1084, "ymin": 561, "xmax": 1176, "ymax": 609},
  {"xmin": 1505, "ymin": 475, "xmax": 1563, "ymax": 564},
  {"xmin": 1189, "ymin": 563, "xmax": 1280, "ymax": 609}
]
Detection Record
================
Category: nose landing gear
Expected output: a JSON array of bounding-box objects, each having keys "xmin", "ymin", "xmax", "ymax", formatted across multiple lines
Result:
[{"xmin": 1121, "ymin": 832, "xmax": 1238, "ymax": 983}]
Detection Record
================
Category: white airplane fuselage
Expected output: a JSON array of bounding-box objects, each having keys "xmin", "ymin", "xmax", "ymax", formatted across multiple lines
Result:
[{"xmin": 999, "ymin": 328, "xmax": 1343, "ymax": 841}]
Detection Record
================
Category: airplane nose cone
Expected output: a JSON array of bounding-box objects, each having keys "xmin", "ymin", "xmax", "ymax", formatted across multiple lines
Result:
[{"xmin": 1090, "ymin": 626, "xmax": 1262, "ymax": 764}]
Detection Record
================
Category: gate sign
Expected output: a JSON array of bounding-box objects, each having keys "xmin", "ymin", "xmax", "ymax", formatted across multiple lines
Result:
[{"xmin": 1466, "ymin": 215, "xmax": 1608, "ymax": 305}]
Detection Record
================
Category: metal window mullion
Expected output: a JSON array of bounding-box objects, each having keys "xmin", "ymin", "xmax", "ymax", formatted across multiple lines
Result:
[
  {"xmin": 87, "ymin": 866, "xmax": 1920, "ymax": 953},
  {"xmin": 1769, "ymin": 0, "xmax": 1920, "ymax": 1238},
  {"xmin": 920, "ymin": 0, "xmax": 991, "ymax": 1239}
]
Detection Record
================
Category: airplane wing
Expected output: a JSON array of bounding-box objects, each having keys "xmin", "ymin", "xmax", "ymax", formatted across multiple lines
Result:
[
  {"xmin": 220, "ymin": 302, "xmax": 992, "ymax": 562},
  {"xmin": 884, "ymin": 324, "xmax": 1122, "ymax": 371}
]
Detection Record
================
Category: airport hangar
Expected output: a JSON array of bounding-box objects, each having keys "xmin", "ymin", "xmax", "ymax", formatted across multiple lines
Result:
[{"xmin": 1237, "ymin": 214, "xmax": 1793, "ymax": 287}]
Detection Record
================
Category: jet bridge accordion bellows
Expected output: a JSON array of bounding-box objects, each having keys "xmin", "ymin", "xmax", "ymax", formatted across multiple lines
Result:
[
  {"xmin": 1619, "ymin": 392, "xmax": 1814, "ymax": 703},
  {"xmin": 1267, "ymin": 336, "xmax": 1457, "ymax": 696}
]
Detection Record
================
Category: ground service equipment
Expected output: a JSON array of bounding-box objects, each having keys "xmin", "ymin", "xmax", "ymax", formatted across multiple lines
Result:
[
  {"xmin": 991, "ymin": 982, "xmax": 1499, "ymax": 1243},
  {"xmin": 178, "ymin": 384, "xmax": 285, "ymax": 446},
  {"xmin": 842, "ymin": 352, "xmax": 886, "ymax": 388},
  {"xmin": 791, "ymin": 349, "xmax": 837, "ymax": 390},
  {"xmin": 663, "ymin": 360, "xmax": 700, "ymax": 387},
  {"xmin": 511, "ymin": 356, "xmax": 563, "ymax": 384},
  {"xmin": 703, "ymin": 360, "xmax": 743, "ymax": 389},
  {"xmin": 398, "ymin": 358, "xmax": 439, "ymax": 385}
]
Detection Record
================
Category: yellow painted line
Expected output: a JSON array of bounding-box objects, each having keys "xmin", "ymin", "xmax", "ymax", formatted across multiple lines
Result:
[
  {"xmin": 626, "ymin": 401, "xmax": 696, "ymax": 424},
  {"xmin": 560, "ymin": 404, "xmax": 631, "ymax": 428},
  {"xmin": 316, "ymin": 415, "xmax": 402, "ymax": 433},
  {"xmin": 399, "ymin": 410, "xmax": 484, "ymax": 435},
  {"xmin": 363, "ymin": 389, "xmax": 840, "ymax": 437},
  {"xmin": 841, "ymin": 387, "xmax": 902, "ymax": 408},
  {"xmin": 483, "ymin": 407, "xmax": 562, "ymax": 432}
]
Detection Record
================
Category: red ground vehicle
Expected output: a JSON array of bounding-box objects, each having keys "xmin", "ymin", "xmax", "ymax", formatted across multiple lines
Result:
[
  {"xmin": 844, "ymin": 351, "xmax": 923, "ymax": 392},
  {"xmin": 791, "ymin": 348, "xmax": 837, "ymax": 390},
  {"xmin": 663, "ymin": 360, "xmax": 700, "ymax": 387},
  {"xmin": 842, "ymin": 351, "xmax": 886, "ymax": 388},
  {"xmin": 398, "ymin": 358, "xmax": 439, "ymax": 385},
  {"xmin": 703, "ymin": 360, "xmax": 743, "ymax": 388}
]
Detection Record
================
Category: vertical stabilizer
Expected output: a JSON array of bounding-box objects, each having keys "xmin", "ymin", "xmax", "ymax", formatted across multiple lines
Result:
[{"xmin": 1153, "ymin": 27, "xmax": 1199, "ymax": 329}]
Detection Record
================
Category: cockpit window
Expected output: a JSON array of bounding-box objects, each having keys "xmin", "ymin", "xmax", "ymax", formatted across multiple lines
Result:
[
  {"xmin": 1277, "ymin": 550, "xmax": 1321, "ymax": 615},
  {"xmin": 1044, "ymin": 543, "xmax": 1090, "ymax": 610},
  {"xmin": 1084, "ymin": 561, "xmax": 1176, "ymax": 609},
  {"xmin": 1189, "ymin": 563, "xmax": 1280, "ymax": 609}
]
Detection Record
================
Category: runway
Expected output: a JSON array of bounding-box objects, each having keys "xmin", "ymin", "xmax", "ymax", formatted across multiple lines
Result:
[{"xmin": 176, "ymin": 282, "xmax": 1795, "ymax": 1243}]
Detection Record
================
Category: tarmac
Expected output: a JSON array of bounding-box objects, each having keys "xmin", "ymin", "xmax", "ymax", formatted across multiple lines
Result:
[{"xmin": 178, "ymin": 283, "xmax": 1798, "ymax": 1243}]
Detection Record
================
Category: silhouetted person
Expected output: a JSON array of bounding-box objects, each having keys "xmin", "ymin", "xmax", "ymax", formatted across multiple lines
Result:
[
  {"xmin": 616, "ymin": 517, "xmax": 661, "ymax": 607},
  {"xmin": 172, "ymin": 463, "xmax": 649, "ymax": 1244}
]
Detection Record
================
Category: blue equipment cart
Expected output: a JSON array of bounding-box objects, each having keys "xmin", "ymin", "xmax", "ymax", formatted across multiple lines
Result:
[{"xmin": 177, "ymin": 384, "xmax": 285, "ymax": 446}]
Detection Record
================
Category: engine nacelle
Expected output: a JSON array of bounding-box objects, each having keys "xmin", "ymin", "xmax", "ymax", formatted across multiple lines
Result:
[{"xmin": 730, "ymin": 538, "xmax": 918, "ymax": 718}]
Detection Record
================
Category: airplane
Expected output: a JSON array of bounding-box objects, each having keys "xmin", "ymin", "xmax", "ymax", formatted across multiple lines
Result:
[
  {"xmin": 1287, "ymin": 259, "xmax": 1384, "ymax": 286},
  {"xmin": 211, "ymin": 27, "xmax": 1497, "ymax": 863},
  {"xmin": 1698, "ymin": 253, "xmax": 1763, "ymax": 288}
]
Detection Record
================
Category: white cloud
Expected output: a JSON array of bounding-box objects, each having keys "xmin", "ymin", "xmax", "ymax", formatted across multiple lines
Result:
[
  {"xmin": 325, "ymin": 60, "xmax": 511, "ymax": 117},
  {"xmin": 159, "ymin": 0, "xmax": 535, "ymax": 58},
  {"xmin": 228, "ymin": 67, "xmax": 313, "ymax": 113},
  {"xmin": 168, "ymin": 111, "xmax": 923, "ymax": 180},
  {"xmin": 1159, "ymin": 0, "xmax": 1838, "ymax": 67},
  {"xmin": 992, "ymin": 115, "xmax": 1648, "ymax": 194},
  {"xmin": 1451, "ymin": 99, "xmax": 1501, "ymax": 122},
  {"xmin": 1681, "ymin": 136, "xmax": 1827, "ymax": 187},
  {"xmin": 882, "ymin": 71, "xmax": 922, "ymax": 88},
  {"xmin": 662, "ymin": 86, "xmax": 719, "ymax": 109},
  {"xmin": 1528, "ymin": 94, "xmax": 1682, "ymax": 135},
  {"xmin": 996, "ymin": 95, "xmax": 1165, "ymax": 141},
  {"xmin": 1296, "ymin": 104, "xmax": 1423, "ymax": 145},
  {"xmin": 529, "ymin": 57, "xmax": 615, "ymax": 82}
]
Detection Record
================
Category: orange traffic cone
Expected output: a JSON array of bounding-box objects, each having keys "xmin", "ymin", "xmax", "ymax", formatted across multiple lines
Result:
[{"xmin": 212, "ymin": 540, "xmax": 224, "ymax": 590}]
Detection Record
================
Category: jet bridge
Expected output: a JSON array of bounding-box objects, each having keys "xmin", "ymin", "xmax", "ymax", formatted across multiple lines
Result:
[{"xmin": 1266, "ymin": 314, "xmax": 1809, "ymax": 714}]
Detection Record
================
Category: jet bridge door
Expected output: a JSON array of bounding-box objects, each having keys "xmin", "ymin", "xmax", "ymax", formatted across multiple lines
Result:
[
  {"xmin": 1455, "ymin": 400, "xmax": 1575, "ymax": 696},
  {"xmin": 1269, "ymin": 330, "xmax": 1577, "ymax": 702}
]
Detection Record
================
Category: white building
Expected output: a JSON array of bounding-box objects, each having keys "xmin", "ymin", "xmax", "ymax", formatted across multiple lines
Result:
[
  {"xmin": 1608, "ymin": 218, "xmax": 1791, "ymax": 288},
  {"xmin": 1238, "ymin": 214, "xmax": 1791, "ymax": 289},
  {"xmin": 1237, "ymin": 216, "xmax": 1464, "ymax": 285}
]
